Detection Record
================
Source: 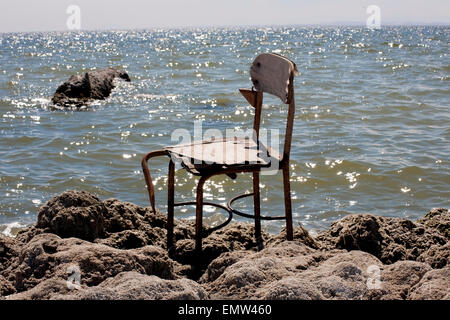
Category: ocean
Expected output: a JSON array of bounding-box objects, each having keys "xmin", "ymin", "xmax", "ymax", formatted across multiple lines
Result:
[{"xmin": 0, "ymin": 26, "xmax": 448, "ymax": 235}]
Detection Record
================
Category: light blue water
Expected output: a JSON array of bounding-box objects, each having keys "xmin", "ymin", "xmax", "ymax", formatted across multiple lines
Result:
[{"xmin": 0, "ymin": 26, "xmax": 449, "ymax": 235}]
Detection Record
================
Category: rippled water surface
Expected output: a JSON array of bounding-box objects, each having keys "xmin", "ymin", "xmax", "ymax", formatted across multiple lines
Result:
[{"xmin": 0, "ymin": 26, "xmax": 449, "ymax": 235}]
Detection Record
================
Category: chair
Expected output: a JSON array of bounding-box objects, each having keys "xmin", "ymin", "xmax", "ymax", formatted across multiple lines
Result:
[{"xmin": 141, "ymin": 53, "xmax": 298, "ymax": 254}]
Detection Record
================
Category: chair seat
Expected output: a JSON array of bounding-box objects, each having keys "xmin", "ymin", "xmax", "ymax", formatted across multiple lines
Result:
[{"xmin": 164, "ymin": 136, "xmax": 280, "ymax": 175}]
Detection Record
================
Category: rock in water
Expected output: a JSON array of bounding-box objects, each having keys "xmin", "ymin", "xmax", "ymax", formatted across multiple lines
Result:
[{"xmin": 52, "ymin": 68, "xmax": 130, "ymax": 107}]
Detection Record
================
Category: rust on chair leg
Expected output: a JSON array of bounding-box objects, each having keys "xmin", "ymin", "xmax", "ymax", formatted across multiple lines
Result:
[
  {"xmin": 141, "ymin": 150, "xmax": 167, "ymax": 213},
  {"xmin": 252, "ymin": 171, "xmax": 263, "ymax": 249},
  {"xmin": 195, "ymin": 175, "xmax": 209, "ymax": 254},
  {"xmin": 167, "ymin": 159, "xmax": 175, "ymax": 250},
  {"xmin": 282, "ymin": 163, "xmax": 294, "ymax": 241}
]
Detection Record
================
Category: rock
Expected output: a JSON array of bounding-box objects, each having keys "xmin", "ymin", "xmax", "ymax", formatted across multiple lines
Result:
[
  {"xmin": 0, "ymin": 275, "xmax": 15, "ymax": 296},
  {"xmin": 374, "ymin": 261, "xmax": 432, "ymax": 300},
  {"xmin": 97, "ymin": 198, "xmax": 196, "ymax": 250},
  {"xmin": 7, "ymin": 272, "xmax": 208, "ymax": 300},
  {"xmin": 171, "ymin": 222, "xmax": 268, "ymax": 277},
  {"xmin": 201, "ymin": 242, "xmax": 312, "ymax": 299},
  {"xmin": 36, "ymin": 190, "xmax": 106, "ymax": 241},
  {"xmin": 202, "ymin": 243, "xmax": 381, "ymax": 300},
  {"xmin": 297, "ymin": 251, "xmax": 382, "ymax": 300},
  {"xmin": 97, "ymin": 198, "xmax": 168, "ymax": 249},
  {"xmin": 316, "ymin": 249, "xmax": 382, "ymax": 273},
  {"xmin": 27, "ymin": 190, "xmax": 265, "ymax": 277},
  {"xmin": 316, "ymin": 213, "xmax": 447, "ymax": 264},
  {"xmin": 52, "ymin": 68, "xmax": 130, "ymax": 107},
  {"xmin": 4, "ymin": 233, "xmax": 175, "ymax": 292},
  {"xmin": 208, "ymin": 222, "xmax": 269, "ymax": 253},
  {"xmin": 34, "ymin": 191, "xmax": 188, "ymax": 249},
  {"xmin": 57, "ymin": 272, "xmax": 208, "ymax": 300},
  {"xmin": 0, "ymin": 236, "xmax": 18, "ymax": 295},
  {"xmin": 5, "ymin": 278, "xmax": 71, "ymax": 300},
  {"xmin": 310, "ymin": 268, "xmax": 367, "ymax": 300},
  {"xmin": 102, "ymin": 198, "xmax": 165, "ymax": 232},
  {"xmin": 95, "ymin": 229, "xmax": 151, "ymax": 250},
  {"xmin": 417, "ymin": 208, "xmax": 450, "ymax": 239},
  {"xmin": 267, "ymin": 224, "xmax": 319, "ymax": 249},
  {"xmin": 418, "ymin": 243, "xmax": 450, "ymax": 268},
  {"xmin": 15, "ymin": 226, "xmax": 44, "ymax": 243},
  {"xmin": 199, "ymin": 250, "xmax": 250, "ymax": 283},
  {"xmin": 0, "ymin": 236, "xmax": 18, "ymax": 272},
  {"xmin": 256, "ymin": 277, "xmax": 324, "ymax": 300},
  {"xmin": 1, "ymin": 190, "xmax": 448, "ymax": 300},
  {"xmin": 318, "ymin": 214, "xmax": 383, "ymax": 255},
  {"xmin": 407, "ymin": 267, "xmax": 450, "ymax": 300}
]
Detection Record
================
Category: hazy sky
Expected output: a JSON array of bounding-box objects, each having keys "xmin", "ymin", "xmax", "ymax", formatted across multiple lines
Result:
[{"xmin": 0, "ymin": 0, "xmax": 449, "ymax": 32}]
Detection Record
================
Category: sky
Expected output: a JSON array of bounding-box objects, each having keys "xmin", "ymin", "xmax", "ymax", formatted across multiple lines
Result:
[{"xmin": 0, "ymin": 0, "xmax": 449, "ymax": 33}]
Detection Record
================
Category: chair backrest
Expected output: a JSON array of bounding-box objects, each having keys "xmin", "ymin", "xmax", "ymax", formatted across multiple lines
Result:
[
  {"xmin": 250, "ymin": 53, "xmax": 298, "ymax": 104},
  {"xmin": 240, "ymin": 53, "xmax": 297, "ymax": 164}
]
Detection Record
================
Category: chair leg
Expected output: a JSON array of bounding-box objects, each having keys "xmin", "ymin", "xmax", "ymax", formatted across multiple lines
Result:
[
  {"xmin": 282, "ymin": 164, "xmax": 294, "ymax": 241},
  {"xmin": 195, "ymin": 176, "xmax": 208, "ymax": 254},
  {"xmin": 141, "ymin": 150, "xmax": 167, "ymax": 213},
  {"xmin": 252, "ymin": 171, "xmax": 263, "ymax": 249},
  {"xmin": 167, "ymin": 160, "xmax": 175, "ymax": 250}
]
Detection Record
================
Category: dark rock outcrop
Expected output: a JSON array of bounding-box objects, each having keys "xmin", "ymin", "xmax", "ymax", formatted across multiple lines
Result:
[
  {"xmin": 417, "ymin": 243, "xmax": 450, "ymax": 269},
  {"xmin": 0, "ymin": 236, "xmax": 18, "ymax": 295},
  {"xmin": 52, "ymin": 68, "xmax": 130, "ymax": 107},
  {"xmin": 36, "ymin": 190, "xmax": 106, "ymax": 241},
  {"xmin": 267, "ymin": 224, "xmax": 319, "ymax": 249},
  {"xmin": 417, "ymin": 208, "xmax": 450, "ymax": 239},
  {"xmin": 316, "ymin": 211, "xmax": 448, "ymax": 265},
  {"xmin": 17, "ymin": 190, "xmax": 267, "ymax": 279},
  {"xmin": 0, "ymin": 236, "xmax": 18, "ymax": 272},
  {"xmin": 1, "ymin": 191, "xmax": 449, "ymax": 300},
  {"xmin": 171, "ymin": 223, "xmax": 269, "ymax": 268}
]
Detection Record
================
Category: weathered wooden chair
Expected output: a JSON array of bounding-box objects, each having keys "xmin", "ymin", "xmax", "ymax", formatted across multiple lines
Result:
[{"xmin": 142, "ymin": 53, "xmax": 298, "ymax": 254}]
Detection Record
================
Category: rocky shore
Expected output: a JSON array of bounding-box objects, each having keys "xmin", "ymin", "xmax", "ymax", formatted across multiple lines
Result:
[{"xmin": 1, "ymin": 190, "xmax": 448, "ymax": 300}]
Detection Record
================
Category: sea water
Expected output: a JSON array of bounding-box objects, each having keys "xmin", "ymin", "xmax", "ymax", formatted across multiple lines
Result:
[{"xmin": 0, "ymin": 26, "xmax": 448, "ymax": 235}]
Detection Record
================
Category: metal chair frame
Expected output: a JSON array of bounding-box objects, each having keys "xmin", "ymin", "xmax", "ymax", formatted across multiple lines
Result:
[{"xmin": 141, "ymin": 54, "xmax": 297, "ymax": 254}]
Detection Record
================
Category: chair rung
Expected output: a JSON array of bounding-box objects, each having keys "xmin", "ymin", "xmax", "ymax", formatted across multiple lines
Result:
[
  {"xmin": 227, "ymin": 193, "xmax": 287, "ymax": 221},
  {"xmin": 174, "ymin": 201, "xmax": 233, "ymax": 236}
]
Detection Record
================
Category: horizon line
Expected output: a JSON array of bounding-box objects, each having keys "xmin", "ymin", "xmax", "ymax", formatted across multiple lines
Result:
[{"xmin": 0, "ymin": 22, "xmax": 448, "ymax": 35}]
